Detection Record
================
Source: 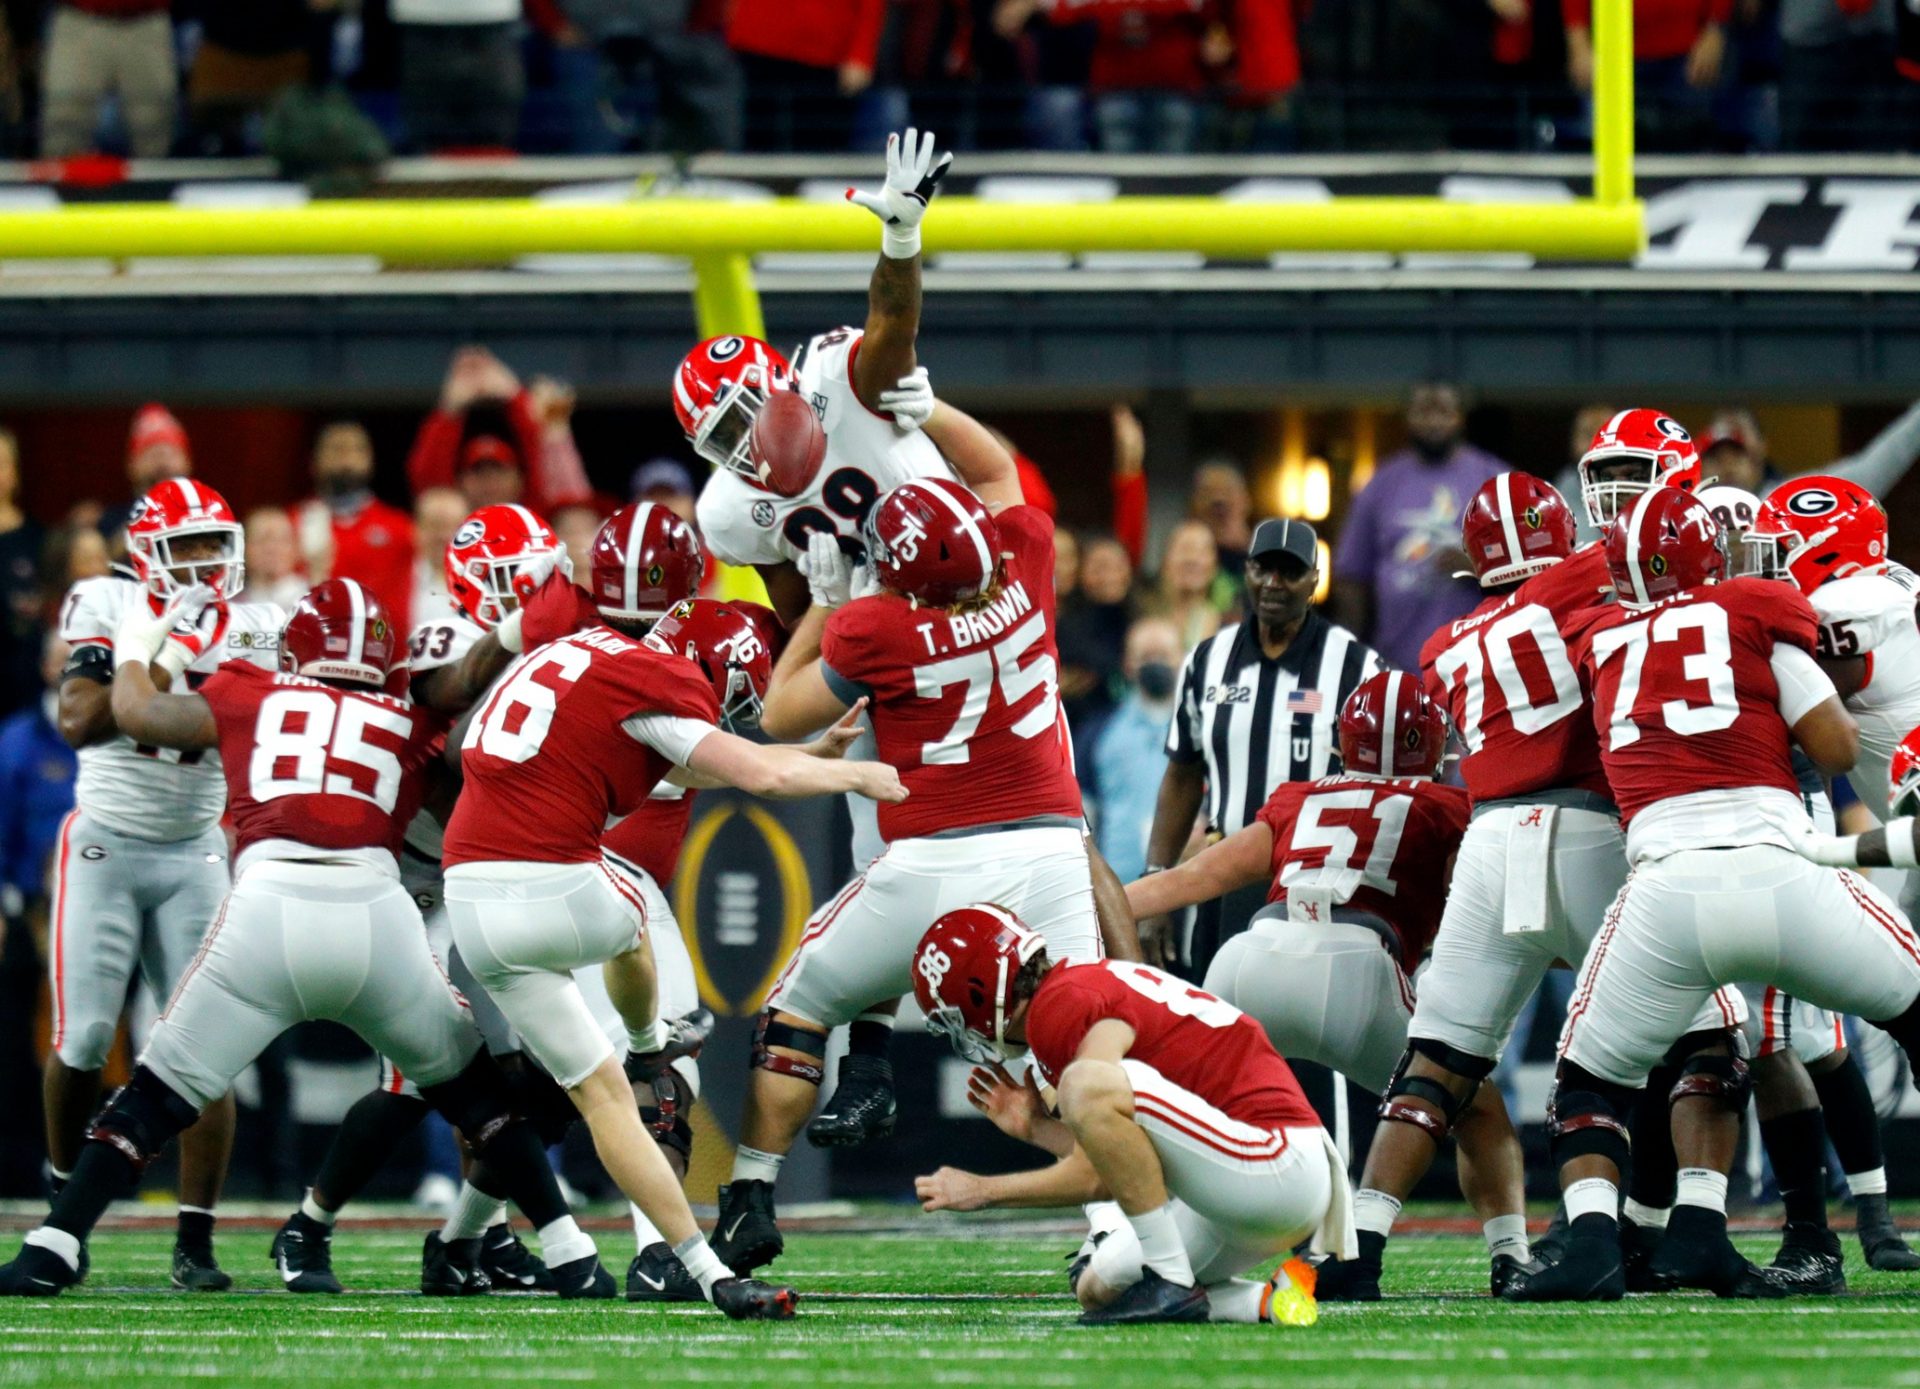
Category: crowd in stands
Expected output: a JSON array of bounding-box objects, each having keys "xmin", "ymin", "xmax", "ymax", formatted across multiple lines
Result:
[{"xmin": 1, "ymin": 0, "xmax": 1913, "ymax": 163}]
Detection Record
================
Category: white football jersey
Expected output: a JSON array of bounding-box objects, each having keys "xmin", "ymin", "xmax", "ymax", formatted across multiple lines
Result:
[
  {"xmin": 1815, "ymin": 562, "xmax": 1920, "ymax": 817},
  {"xmin": 59, "ymin": 574, "xmax": 285, "ymax": 842},
  {"xmin": 696, "ymin": 327, "xmax": 951, "ymax": 569},
  {"xmin": 400, "ymin": 608, "xmax": 487, "ymax": 863}
]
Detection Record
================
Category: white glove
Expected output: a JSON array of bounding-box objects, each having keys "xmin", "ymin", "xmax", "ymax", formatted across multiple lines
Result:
[
  {"xmin": 846, "ymin": 127, "xmax": 953, "ymax": 259},
  {"xmin": 801, "ymin": 530, "xmax": 854, "ymax": 610},
  {"xmin": 851, "ymin": 563, "xmax": 883, "ymax": 601},
  {"xmin": 1796, "ymin": 832, "xmax": 1860, "ymax": 868},
  {"xmin": 878, "ymin": 367, "xmax": 935, "ymax": 432},
  {"xmin": 115, "ymin": 585, "xmax": 214, "ymax": 671},
  {"xmin": 519, "ymin": 545, "xmax": 573, "ymax": 592}
]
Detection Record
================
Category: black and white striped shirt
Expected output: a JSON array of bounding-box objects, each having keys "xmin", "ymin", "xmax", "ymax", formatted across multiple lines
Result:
[{"xmin": 1165, "ymin": 611, "xmax": 1384, "ymax": 835}]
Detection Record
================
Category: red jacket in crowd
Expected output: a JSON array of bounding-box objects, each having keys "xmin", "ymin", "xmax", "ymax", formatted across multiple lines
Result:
[
  {"xmin": 726, "ymin": 0, "xmax": 887, "ymax": 72},
  {"xmin": 1560, "ymin": 0, "xmax": 1729, "ymax": 60},
  {"xmin": 303, "ymin": 497, "xmax": 417, "ymax": 639},
  {"xmin": 1043, "ymin": 0, "xmax": 1296, "ymax": 103},
  {"xmin": 405, "ymin": 389, "xmax": 589, "ymax": 517}
]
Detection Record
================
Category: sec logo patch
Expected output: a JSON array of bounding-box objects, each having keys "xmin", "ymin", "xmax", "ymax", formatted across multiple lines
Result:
[{"xmin": 751, "ymin": 501, "xmax": 776, "ymax": 528}]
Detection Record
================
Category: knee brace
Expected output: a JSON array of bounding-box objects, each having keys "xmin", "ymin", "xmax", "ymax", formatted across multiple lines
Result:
[
  {"xmin": 503, "ymin": 1054, "xmax": 579, "ymax": 1147},
  {"xmin": 86, "ymin": 1068, "xmax": 199, "ymax": 1173},
  {"xmin": 419, "ymin": 1053, "xmax": 519, "ymax": 1153},
  {"xmin": 1667, "ymin": 1034, "xmax": 1752, "ymax": 1113},
  {"xmin": 640, "ymin": 1070, "xmax": 694, "ymax": 1163},
  {"xmin": 751, "ymin": 1011, "xmax": 827, "ymax": 1086},
  {"xmin": 1546, "ymin": 1062, "xmax": 1637, "ymax": 1171},
  {"xmin": 1376, "ymin": 1038, "xmax": 1494, "ymax": 1144}
]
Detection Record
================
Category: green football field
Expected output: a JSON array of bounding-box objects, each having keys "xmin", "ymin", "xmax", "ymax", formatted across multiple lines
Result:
[{"xmin": 4, "ymin": 1211, "xmax": 1920, "ymax": 1388}]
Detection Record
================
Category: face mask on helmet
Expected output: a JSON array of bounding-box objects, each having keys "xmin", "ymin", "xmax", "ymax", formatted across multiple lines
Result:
[
  {"xmin": 458, "ymin": 545, "xmax": 561, "ymax": 630},
  {"xmin": 716, "ymin": 662, "xmax": 764, "ymax": 733},
  {"xmin": 692, "ymin": 369, "xmax": 775, "ymax": 479},
  {"xmin": 1579, "ymin": 455, "xmax": 1663, "ymax": 527},
  {"xmin": 140, "ymin": 525, "xmax": 245, "ymax": 600}
]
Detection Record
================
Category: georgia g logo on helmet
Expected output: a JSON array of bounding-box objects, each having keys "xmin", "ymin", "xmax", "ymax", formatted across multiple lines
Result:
[
  {"xmin": 454, "ymin": 518, "xmax": 487, "ymax": 548},
  {"xmin": 1654, "ymin": 416, "xmax": 1691, "ymax": 442},
  {"xmin": 707, "ymin": 336, "xmax": 745, "ymax": 363},
  {"xmin": 1785, "ymin": 487, "xmax": 1839, "ymax": 518}
]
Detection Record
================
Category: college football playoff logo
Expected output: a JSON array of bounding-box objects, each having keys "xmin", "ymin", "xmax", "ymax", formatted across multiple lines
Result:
[{"xmin": 1648, "ymin": 553, "xmax": 1669, "ymax": 577}]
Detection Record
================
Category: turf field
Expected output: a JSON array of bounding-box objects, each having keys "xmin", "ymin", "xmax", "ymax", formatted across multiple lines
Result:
[{"xmin": 3, "ymin": 1210, "xmax": 1920, "ymax": 1389}]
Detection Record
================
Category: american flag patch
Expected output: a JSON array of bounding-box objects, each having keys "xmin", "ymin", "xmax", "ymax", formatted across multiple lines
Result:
[{"xmin": 1287, "ymin": 690, "xmax": 1323, "ymax": 713}]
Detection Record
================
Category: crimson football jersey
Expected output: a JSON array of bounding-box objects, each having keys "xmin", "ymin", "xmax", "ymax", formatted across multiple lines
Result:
[
  {"xmin": 818, "ymin": 505, "xmax": 1083, "ymax": 840},
  {"xmin": 1572, "ymin": 576, "xmax": 1820, "ymax": 825},
  {"xmin": 603, "ymin": 786, "xmax": 696, "ymax": 886},
  {"xmin": 443, "ymin": 626, "xmax": 720, "ymax": 867},
  {"xmin": 199, "ymin": 662, "xmax": 447, "ymax": 868},
  {"xmin": 1024, "ymin": 960, "xmax": 1320, "ymax": 1131},
  {"xmin": 1420, "ymin": 544, "xmax": 1612, "ymax": 804},
  {"xmin": 1255, "ymin": 774, "xmax": 1470, "ymax": 963}
]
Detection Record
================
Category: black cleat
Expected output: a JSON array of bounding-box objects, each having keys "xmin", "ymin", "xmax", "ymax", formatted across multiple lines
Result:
[
  {"xmin": 711, "ymin": 1180, "xmax": 783, "ymax": 1274},
  {"xmin": 627, "ymin": 1242, "xmax": 704, "ymax": 1302},
  {"xmin": 0, "ymin": 1243, "xmax": 83, "ymax": 1297},
  {"xmin": 171, "ymin": 1240, "xmax": 232, "ymax": 1292},
  {"xmin": 1078, "ymin": 1269, "xmax": 1210, "ymax": 1325},
  {"xmin": 806, "ymin": 1055, "xmax": 898, "ymax": 1148},
  {"xmin": 549, "ymin": 1251, "xmax": 616, "ymax": 1300},
  {"xmin": 1855, "ymin": 1194, "xmax": 1920, "ymax": 1271},
  {"xmin": 421, "ymin": 1232, "xmax": 492, "ymax": 1296},
  {"xmin": 1504, "ymin": 1235, "xmax": 1624, "ymax": 1302},
  {"xmin": 479, "ymin": 1221, "xmax": 554, "ymax": 1292},
  {"xmin": 1767, "ymin": 1221, "xmax": 1847, "ymax": 1296},
  {"xmin": 1622, "ymin": 1216, "xmax": 1666, "ymax": 1293},
  {"xmin": 712, "ymin": 1275, "xmax": 798, "ymax": 1320},
  {"xmin": 270, "ymin": 1213, "xmax": 342, "ymax": 1294},
  {"xmin": 1490, "ymin": 1253, "xmax": 1532, "ymax": 1298},
  {"xmin": 625, "ymin": 1007, "xmax": 716, "ymax": 1085},
  {"xmin": 1312, "ymin": 1228, "xmax": 1384, "ymax": 1302},
  {"xmin": 1531, "ymin": 1203, "xmax": 1571, "ymax": 1268},
  {"xmin": 1649, "ymin": 1231, "xmax": 1787, "ymax": 1299}
]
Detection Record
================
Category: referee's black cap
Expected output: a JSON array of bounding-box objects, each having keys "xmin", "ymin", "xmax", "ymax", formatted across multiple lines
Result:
[{"xmin": 1248, "ymin": 518, "xmax": 1319, "ymax": 573}]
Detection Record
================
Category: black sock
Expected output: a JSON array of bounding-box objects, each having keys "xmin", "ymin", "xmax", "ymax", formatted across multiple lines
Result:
[
  {"xmin": 1667, "ymin": 1202, "xmax": 1728, "ymax": 1243},
  {"xmin": 847, "ymin": 1018, "xmax": 894, "ymax": 1061},
  {"xmin": 176, "ymin": 1207, "xmax": 216, "ymax": 1249},
  {"xmin": 1628, "ymin": 1062, "xmax": 1681, "ymax": 1209},
  {"xmin": 1353, "ymin": 1228, "xmax": 1385, "ymax": 1264},
  {"xmin": 1811, "ymin": 1055, "xmax": 1884, "ymax": 1178},
  {"xmin": 1570, "ymin": 1212, "xmax": 1617, "ymax": 1243},
  {"xmin": 311, "ymin": 1089, "xmax": 430, "ymax": 1211},
  {"xmin": 46, "ymin": 1142, "xmax": 140, "ymax": 1243},
  {"xmin": 1760, "ymin": 1107, "xmax": 1829, "ymax": 1227},
  {"xmin": 466, "ymin": 1121, "xmax": 567, "ymax": 1231}
]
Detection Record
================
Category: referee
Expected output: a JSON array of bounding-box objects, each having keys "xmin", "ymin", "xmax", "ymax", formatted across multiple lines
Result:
[{"xmin": 1139, "ymin": 518, "xmax": 1383, "ymax": 978}]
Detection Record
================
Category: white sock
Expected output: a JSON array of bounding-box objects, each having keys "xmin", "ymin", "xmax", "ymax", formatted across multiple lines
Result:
[
  {"xmin": 1353, "ymin": 1188, "xmax": 1402, "ymax": 1238},
  {"xmin": 1565, "ymin": 1177, "xmax": 1618, "ymax": 1225},
  {"xmin": 1083, "ymin": 1199, "xmax": 1128, "ymax": 1240},
  {"xmin": 731, "ymin": 1146, "xmax": 785, "ymax": 1185},
  {"xmin": 1205, "ymin": 1277, "xmax": 1266, "ymax": 1323},
  {"xmin": 179, "ymin": 1204, "xmax": 216, "ymax": 1219},
  {"xmin": 47, "ymin": 1166, "xmax": 71, "ymax": 1184},
  {"xmin": 854, "ymin": 1009, "xmax": 896, "ymax": 1030},
  {"xmin": 1848, "ymin": 1166, "xmax": 1889, "ymax": 1198},
  {"xmin": 441, "ymin": 1181, "xmax": 503, "ymax": 1242},
  {"xmin": 537, "ymin": 1215, "xmax": 596, "ymax": 1268},
  {"xmin": 25, "ymin": 1227, "xmax": 81, "ymax": 1273},
  {"xmin": 629, "ymin": 1018, "xmax": 669, "ymax": 1056},
  {"xmin": 300, "ymin": 1190, "xmax": 336, "ymax": 1227},
  {"xmin": 675, "ymin": 1236, "xmax": 728, "ymax": 1298},
  {"xmin": 1126, "ymin": 1203, "xmax": 1194, "ymax": 1288},
  {"xmin": 1675, "ymin": 1167, "xmax": 1729, "ymax": 1214},
  {"xmin": 1622, "ymin": 1197, "xmax": 1670, "ymax": 1230},
  {"xmin": 631, "ymin": 1203, "xmax": 665, "ymax": 1251},
  {"xmin": 1483, "ymin": 1213, "xmax": 1529, "ymax": 1263}
]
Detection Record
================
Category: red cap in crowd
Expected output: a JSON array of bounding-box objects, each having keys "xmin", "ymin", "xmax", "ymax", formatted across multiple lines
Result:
[
  {"xmin": 129, "ymin": 403, "xmax": 188, "ymax": 462},
  {"xmin": 460, "ymin": 434, "xmax": 521, "ymax": 474}
]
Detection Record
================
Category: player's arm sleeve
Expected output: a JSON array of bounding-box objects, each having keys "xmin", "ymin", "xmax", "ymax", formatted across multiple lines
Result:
[
  {"xmin": 621, "ymin": 713, "xmax": 720, "ymax": 766},
  {"xmin": 1823, "ymin": 398, "xmax": 1920, "ymax": 499},
  {"xmin": 1771, "ymin": 644, "xmax": 1839, "ymax": 726},
  {"xmin": 1164, "ymin": 645, "xmax": 1204, "ymax": 763}
]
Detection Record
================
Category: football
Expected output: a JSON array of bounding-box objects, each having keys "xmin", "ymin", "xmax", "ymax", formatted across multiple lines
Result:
[{"xmin": 749, "ymin": 389, "xmax": 827, "ymax": 497}]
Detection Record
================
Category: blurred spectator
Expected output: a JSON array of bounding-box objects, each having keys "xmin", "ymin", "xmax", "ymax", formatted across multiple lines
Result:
[
  {"xmin": 1562, "ymin": 0, "xmax": 1727, "ymax": 148},
  {"xmin": 98, "ymin": 403, "xmax": 191, "ymax": 540},
  {"xmin": 1058, "ymin": 533, "xmax": 1137, "ymax": 737},
  {"xmin": 410, "ymin": 485, "xmax": 467, "ymax": 622},
  {"xmin": 40, "ymin": 0, "xmax": 178, "ymax": 159},
  {"xmin": 1053, "ymin": 527, "xmax": 1081, "ymax": 600},
  {"xmin": 1189, "ymin": 458, "xmax": 1251, "ymax": 578},
  {"xmin": 0, "ymin": 429, "xmax": 44, "ymax": 718},
  {"xmin": 630, "ymin": 458, "xmax": 697, "ymax": 523},
  {"xmin": 407, "ymin": 347, "xmax": 592, "ymax": 514},
  {"xmin": 297, "ymin": 420, "xmax": 416, "ymax": 634},
  {"xmin": 1699, "ymin": 399, "xmax": 1920, "ymax": 501},
  {"xmin": 1779, "ymin": 0, "xmax": 1903, "ymax": 150},
  {"xmin": 184, "ymin": 0, "xmax": 315, "ymax": 155},
  {"xmin": 1090, "ymin": 614, "xmax": 1182, "ymax": 882},
  {"xmin": 553, "ymin": 503, "xmax": 600, "ymax": 581},
  {"xmin": 393, "ymin": 0, "xmax": 564, "ymax": 150},
  {"xmin": 554, "ymin": 0, "xmax": 743, "ymax": 153},
  {"xmin": 1146, "ymin": 517, "xmax": 1225, "ymax": 651},
  {"xmin": 43, "ymin": 525, "xmax": 110, "ymax": 593},
  {"xmin": 1329, "ymin": 381, "xmax": 1506, "ymax": 672},
  {"xmin": 727, "ymin": 0, "xmax": 882, "ymax": 149},
  {"xmin": 0, "ymin": 633, "xmax": 77, "ymax": 918},
  {"xmin": 1109, "ymin": 404, "xmax": 1149, "ymax": 564},
  {"xmin": 239, "ymin": 507, "xmax": 307, "ymax": 609}
]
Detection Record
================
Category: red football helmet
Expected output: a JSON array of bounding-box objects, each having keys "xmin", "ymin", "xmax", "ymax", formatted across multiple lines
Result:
[
  {"xmin": 730, "ymin": 600, "xmax": 789, "ymax": 666},
  {"xmin": 125, "ymin": 478, "xmax": 245, "ymax": 601},
  {"xmin": 911, "ymin": 904, "xmax": 1047, "ymax": 1065},
  {"xmin": 589, "ymin": 502, "xmax": 706, "ymax": 624},
  {"xmin": 672, "ymin": 335, "xmax": 793, "ymax": 481},
  {"xmin": 644, "ymin": 598, "xmax": 774, "ymax": 731},
  {"xmin": 1459, "ymin": 472, "xmax": 1577, "ymax": 588},
  {"xmin": 863, "ymin": 478, "xmax": 1001, "ymax": 607},
  {"xmin": 445, "ymin": 504, "xmax": 565, "ymax": 632},
  {"xmin": 1338, "ymin": 670, "xmax": 1447, "ymax": 779},
  {"xmin": 1747, "ymin": 476, "xmax": 1889, "ymax": 596},
  {"xmin": 280, "ymin": 578, "xmax": 399, "ymax": 689},
  {"xmin": 1891, "ymin": 725, "xmax": 1920, "ymax": 819},
  {"xmin": 1606, "ymin": 486, "xmax": 1725, "ymax": 609},
  {"xmin": 1577, "ymin": 408, "xmax": 1703, "ymax": 527}
]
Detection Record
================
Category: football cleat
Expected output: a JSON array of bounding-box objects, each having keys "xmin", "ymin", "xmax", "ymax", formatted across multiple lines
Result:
[
  {"xmin": 806, "ymin": 1056, "xmax": 898, "ymax": 1148},
  {"xmin": 1502, "ymin": 1235, "xmax": 1624, "ymax": 1303},
  {"xmin": 420, "ymin": 1232, "xmax": 493, "ymax": 1296},
  {"xmin": 549, "ymin": 1252, "xmax": 617, "ymax": 1300},
  {"xmin": 1490, "ymin": 1253, "xmax": 1533, "ymax": 1299},
  {"xmin": 624, "ymin": 1007, "xmax": 716, "ymax": 1086},
  {"xmin": 0, "ymin": 1243, "xmax": 82, "ymax": 1297},
  {"xmin": 1854, "ymin": 1194, "xmax": 1920, "ymax": 1271},
  {"xmin": 712, "ymin": 1275, "xmax": 798, "ymax": 1321},
  {"xmin": 171, "ymin": 1239, "xmax": 233, "ymax": 1292},
  {"xmin": 1767, "ymin": 1221, "xmax": 1847, "ymax": 1296},
  {"xmin": 1621, "ymin": 1215, "xmax": 1666, "ymax": 1293},
  {"xmin": 1261, "ymin": 1257, "xmax": 1318, "ymax": 1327},
  {"xmin": 711, "ymin": 1180, "xmax": 783, "ymax": 1274},
  {"xmin": 1310, "ymin": 1229, "xmax": 1383, "ymax": 1302},
  {"xmin": 1077, "ymin": 1269, "xmax": 1210, "ymax": 1326},
  {"xmin": 627, "ymin": 1243, "xmax": 704, "ymax": 1302},
  {"xmin": 1530, "ymin": 1204, "xmax": 1570, "ymax": 1268},
  {"xmin": 479, "ymin": 1221, "xmax": 554, "ymax": 1292},
  {"xmin": 270, "ymin": 1212, "xmax": 343, "ymax": 1295},
  {"xmin": 1647, "ymin": 1228, "xmax": 1787, "ymax": 1299},
  {"xmin": 1066, "ymin": 1230, "xmax": 1108, "ymax": 1296}
]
